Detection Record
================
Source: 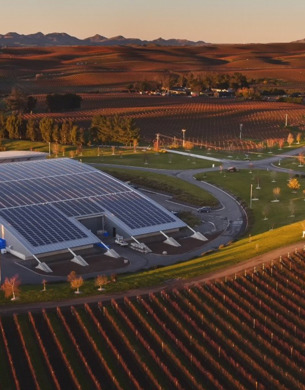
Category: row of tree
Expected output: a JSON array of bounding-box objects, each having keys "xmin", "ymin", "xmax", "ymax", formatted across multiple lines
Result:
[
  {"xmin": 129, "ymin": 72, "xmax": 249, "ymax": 93},
  {"xmin": 4, "ymin": 88, "xmax": 82, "ymax": 113},
  {"xmin": 0, "ymin": 113, "xmax": 140, "ymax": 146}
]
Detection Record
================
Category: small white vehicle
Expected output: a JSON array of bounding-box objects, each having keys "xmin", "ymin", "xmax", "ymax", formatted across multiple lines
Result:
[{"xmin": 115, "ymin": 235, "xmax": 128, "ymax": 247}]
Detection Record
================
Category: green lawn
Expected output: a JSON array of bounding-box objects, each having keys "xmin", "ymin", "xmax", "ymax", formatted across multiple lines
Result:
[
  {"xmin": 80, "ymin": 150, "xmax": 219, "ymax": 170},
  {"xmin": 99, "ymin": 167, "xmax": 217, "ymax": 207},
  {"xmin": 276, "ymin": 155, "xmax": 305, "ymax": 171},
  {"xmin": 187, "ymin": 143, "xmax": 305, "ymax": 161},
  {"xmin": 195, "ymin": 169, "xmax": 305, "ymax": 235}
]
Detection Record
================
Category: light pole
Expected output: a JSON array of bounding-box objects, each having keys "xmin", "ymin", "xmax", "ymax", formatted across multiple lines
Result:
[
  {"xmin": 48, "ymin": 142, "xmax": 51, "ymax": 157},
  {"xmin": 182, "ymin": 129, "xmax": 186, "ymax": 148},
  {"xmin": 250, "ymin": 184, "xmax": 253, "ymax": 209},
  {"xmin": 239, "ymin": 123, "xmax": 243, "ymax": 140},
  {"xmin": 285, "ymin": 114, "xmax": 288, "ymax": 127}
]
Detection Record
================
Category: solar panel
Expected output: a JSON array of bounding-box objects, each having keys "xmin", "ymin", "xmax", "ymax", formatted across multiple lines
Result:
[
  {"xmin": 0, "ymin": 158, "xmax": 93, "ymax": 183},
  {"xmin": 94, "ymin": 191, "xmax": 176, "ymax": 229},
  {"xmin": 0, "ymin": 204, "xmax": 88, "ymax": 247},
  {"xmin": 53, "ymin": 198, "xmax": 105, "ymax": 217}
]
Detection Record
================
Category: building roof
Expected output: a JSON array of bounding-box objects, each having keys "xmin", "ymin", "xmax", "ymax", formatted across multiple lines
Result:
[
  {"xmin": 0, "ymin": 158, "xmax": 185, "ymax": 255},
  {"xmin": 0, "ymin": 150, "xmax": 47, "ymax": 162}
]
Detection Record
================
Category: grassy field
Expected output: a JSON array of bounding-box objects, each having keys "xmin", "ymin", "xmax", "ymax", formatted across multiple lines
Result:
[
  {"xmin": 276, "ymin": 154, "xmax": 305, "ymax": 171},
  {"xmin": 196, "ymin": 169, "xmax": 305, "ymax": 235},
  {"xmin": 0, "ymin": 220, "xmax": 304, "ymax": 306},
  {"xmin": 98, "ymin": 166, "xmax": 217, "ymax": 207},
  {"xmin": 80, "ymin": 149, "xmax": 219, "ymax": 169},
  {"xmin": 188, "ymin": 143, "xmax": 305, "ymax": 161}
]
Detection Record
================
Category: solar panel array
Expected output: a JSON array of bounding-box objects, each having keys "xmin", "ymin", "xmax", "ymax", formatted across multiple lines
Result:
[
  {"xmin": 53, "ymin": 198, "xmax": 105, "ymax": 218},
  {"xmin": 0, "ymin": 204, "xmax": 87, "ymax": 247},
  {"xmin": 0, "ymin": 158, "xmax": 185, "ymax": 253},
  {"xmin": 93, "ymin": 192, "xmax": 175, "ymax": 229}
]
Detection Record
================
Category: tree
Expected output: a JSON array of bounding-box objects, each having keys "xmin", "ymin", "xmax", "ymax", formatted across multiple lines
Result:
[
  {"xmin": 1, "ymin": 275, "xmax": 21, "ymax": 300},
  {"xmin": 67, "ymin": 271, "xmax": 83, "ymax": 294},
  {"xmin": 287, "ymin": 133, "xmax": 294, "ymax": 147},
  {"xmin": 6, "ymin": 114, "xmax": 24, "ymax": 139},
  {"xmin": 5, "ymin": 88, "xmax": 27, "ymax": 112},
  {"xmin": 298, "ymin": 153, "xmax": 305, "ymax": 166},
  {"xmin": 296, "ymin": 132, "xmax": 302, "ymax": 144},
  {"xmin": 95, "ymin": 275, "xmax": 108, "ymax": 291},
  {"xmin": 0, "ymin": 113, "xmax": 7, "ymax": 139},
  {"xmin": 46, "ymin": 93, "xmax": 82, "ymax": 112},
  {"xmin": 26, "ymin": 96, "xmax": 37, "ymax": 113},
  {"xmin": 278, "ymin": 138, "xmax": 285, "ymax": 150},
  {"xmin": 26, "ymin": 118, "xmax": 38, "ymax": 141},
  {"xmin": 287, "ymin": 178, "xmax": 300, "ymax": 191},
  {"xmin": 71, "ymin": 277, "xmax": 83, "ymax": 294},
  {"xmin": 52, "ymin": 123, "xmax": 60, "ymax": 143},
  {"xmin": 273, "ymin": 187, "xmax": 281, "ymax": 201},
  {"xmin": 41, "ymin": 279, "xmax": 47, "ymax": 292},
  {"xmin": 289, "ymin": 199, "xmax": 295, "ymax": 217},
  {"xmin": 39, "ymin": 117, "xmax": 54, "ymax": 143}
]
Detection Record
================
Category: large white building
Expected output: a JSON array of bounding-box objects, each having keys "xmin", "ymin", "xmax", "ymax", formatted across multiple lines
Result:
[{"xmin": 0, "ymin": 158, "xmax": 186, "ymax": 261}]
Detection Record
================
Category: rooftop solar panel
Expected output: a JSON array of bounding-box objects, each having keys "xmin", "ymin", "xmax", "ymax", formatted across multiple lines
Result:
[
  {"xmin": 0, "ymin": 204, "xmax": 88, "ymax": 247},
  {"xmin": 53, "ymin": 198, "xmax": 105, "ymax": 217},
  {"xmin": 94, "ymin": 191, "xmax": 176, "ymax": 229}
]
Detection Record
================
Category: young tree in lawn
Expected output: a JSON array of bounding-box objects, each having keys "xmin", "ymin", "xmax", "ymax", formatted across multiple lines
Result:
[
  {"xmin": 287, "ymin": 133, "xmax": 294, "ymax": 147},
  {"xmin": 71, "ymin": 277, "xmax": 83, "ymax": 294},
  {"xmin": 67, "ymin": 271, "xmax": 83, "ymax": 294},
  {"xmin": 289, "ymin": 199, "xmax": 295, "ymax": 217},
  {"xmin": 95, "ymin": 275, "xmax": 108, "ymax": 291},
  {"xmin": 287, "ymin": 178, "xmax": 300, "ymax": 192},
  {"xmin": 1, "ymin": 275, "xmax": 21, "ymax": 301},
  {"xmin": 262, "ymin": 204, "xmax": 269, "ymax": 220},
  {"xmin": 41, "ymin": 279, "xmax": 47, "ymax": 292},
  {"xmin": 273, "ymin": 187, "xmax": 281, "ymax": 201},
  {"xmin": 298, "ymin": 153, "xmax": 305, "ymax": 167},
  {"xmin": 296, "ymin": 132, "xmax": 302, "ymax": 144},
  {"xmin": 110, "ymin": 273, "xmax": 117, "ymax": 283},
  {"xmin": 278, "ymin": 138, "xmax": 285, "ymax": 150},
  {"xmin": 270, "ymin": 170, "xmax": 277, "ymax": 182}
]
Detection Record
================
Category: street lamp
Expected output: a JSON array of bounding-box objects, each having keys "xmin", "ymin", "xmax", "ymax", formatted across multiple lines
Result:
[
  {"xmin": 250, "ymin": 184, "xmax": 253, "ymax": 209},
  {"xmin": 182, "ymin": 129, "xmax": 186, "ymax": 148},
  {"xmin": 239, "ymin": 124, "xmax": 243, "ymax": 140}
]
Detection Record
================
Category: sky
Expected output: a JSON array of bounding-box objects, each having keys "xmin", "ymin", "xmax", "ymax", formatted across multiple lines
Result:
[{"xmin": 1, "ymin": 0, "xmax": 305, "ymax": 43}]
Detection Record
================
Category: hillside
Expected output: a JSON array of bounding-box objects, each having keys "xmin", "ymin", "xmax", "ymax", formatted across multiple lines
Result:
[{"xmin": 1, "ymin": 42, "xmax": 305, "ymax": 93}]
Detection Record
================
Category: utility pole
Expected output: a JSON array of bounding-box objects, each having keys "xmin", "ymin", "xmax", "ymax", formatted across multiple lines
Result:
[
  {"xmin": 155, "ymin": 133, "xmax": 160, "ymax": 151},
  {"xmin": 285, "ymin": 114, "xmax": 288, "ymax": 127},
  {"xmin": 239, "ymin": 123, "xmax": 243, "ymax": 139},
  {"xmin": 182, "ymin": 129, "xmax": 186, "ymax": 148},
  {"xmin": 250, "ymin": 184, "xmax": 253, "ymax": 209}
]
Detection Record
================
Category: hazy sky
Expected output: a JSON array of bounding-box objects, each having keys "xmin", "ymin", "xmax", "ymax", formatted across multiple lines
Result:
[{"xmin": 1, "ymin": 0, "xmax": 305, "ymax": 43}]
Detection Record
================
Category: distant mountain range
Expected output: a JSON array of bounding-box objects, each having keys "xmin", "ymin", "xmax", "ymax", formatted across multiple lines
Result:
[{"xmin": 0, "ymin": 32, "xmax": 206, "ymax": 47}]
